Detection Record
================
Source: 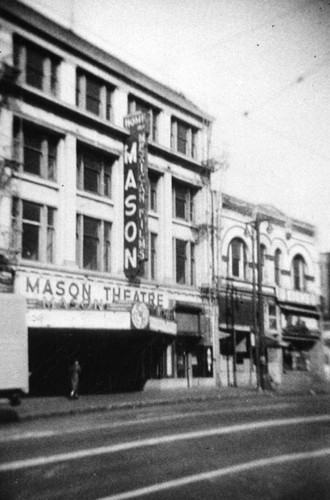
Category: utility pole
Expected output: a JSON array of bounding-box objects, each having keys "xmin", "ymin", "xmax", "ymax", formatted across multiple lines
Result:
[
  {"xmin": 230, "ymin": 283, "xmax": 237, "ymax": 387},
  {"xmin": 251, "ymin": 226, "xmax": 260, "ymax": 389},
  {"xmin": 255, "ymin": 213, "xmax": 268, "ymax": 390}
]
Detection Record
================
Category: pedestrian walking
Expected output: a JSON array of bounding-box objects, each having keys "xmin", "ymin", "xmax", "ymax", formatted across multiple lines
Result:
[{"xmin": 69, "ymin": 360, "xmax": 81, "ymax": 399}]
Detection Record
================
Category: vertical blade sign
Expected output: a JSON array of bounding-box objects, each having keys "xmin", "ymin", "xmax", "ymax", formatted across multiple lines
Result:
[{"xmin": 123, "ymin": 111, "xmax": 149, "ymax": 279}]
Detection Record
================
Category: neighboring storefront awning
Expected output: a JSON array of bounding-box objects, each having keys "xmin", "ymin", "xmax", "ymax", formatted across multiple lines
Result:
[
  {"xmin": 282, "ymin": 327, "xmax": 320, "ymax": 342},
  {"xmin": 280, "ymin": 304, "xmax": 320, "ymax": 318},
  {"xmin": 176, "ymin": 311, "xmax": 201, "ymax": 337}
]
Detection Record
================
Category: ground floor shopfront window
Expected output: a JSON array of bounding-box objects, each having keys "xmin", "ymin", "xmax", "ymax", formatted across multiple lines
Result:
[
  {"xmin": 283, "ymin": 348, "xmax": 311, "ymax": 372},
  {"xmin": 144, "ymin": 337, "xmax": 213, "ymax": 380}
]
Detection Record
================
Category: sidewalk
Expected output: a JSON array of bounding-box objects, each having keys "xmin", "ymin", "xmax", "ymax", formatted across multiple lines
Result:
[{"xmin": 1, "ymin": 380, "xmax": 329, "ymax": 424}]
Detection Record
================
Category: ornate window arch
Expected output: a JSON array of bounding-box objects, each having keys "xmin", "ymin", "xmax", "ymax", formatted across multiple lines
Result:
[{"xmin": 228, "ymin": 238, "xmax": 247, "ymax": 279}]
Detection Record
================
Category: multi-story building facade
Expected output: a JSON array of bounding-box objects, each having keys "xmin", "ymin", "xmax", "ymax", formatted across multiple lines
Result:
[
  {"xmin": 217, "ymin": 194, "xmax": 323, "ymax": 389},
  {"xmin": 0, "ymin": 0, "xmax": 216, "ymax": 396},
  {"xmin": 320, "ymin": 252, "xmax": 330, "ymax": 380}
]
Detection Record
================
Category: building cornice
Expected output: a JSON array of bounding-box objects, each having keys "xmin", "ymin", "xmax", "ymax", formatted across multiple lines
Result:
[{"xmin": 0, "ymin": 0, "xmax": 213, "ymax": 123}]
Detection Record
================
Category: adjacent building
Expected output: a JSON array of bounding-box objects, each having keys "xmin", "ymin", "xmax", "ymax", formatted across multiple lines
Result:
[
  {"xmin": 217, "ymin": 194, "xmax": 323, "ymax": 389},
  {"xmin": 320, "ymin": 252, "xmax": 330, "ymax": 380}
]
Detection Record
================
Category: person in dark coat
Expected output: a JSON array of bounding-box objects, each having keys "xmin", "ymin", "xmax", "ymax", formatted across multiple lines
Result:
[{"xmin": 69, "ymin": 360, "xmax": 81, "ymax": 399}]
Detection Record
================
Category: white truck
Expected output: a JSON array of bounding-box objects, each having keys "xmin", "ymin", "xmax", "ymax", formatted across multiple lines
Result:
[{"xmin": 0, "ymin": 293, "xmax": 29, "ymax": 405}]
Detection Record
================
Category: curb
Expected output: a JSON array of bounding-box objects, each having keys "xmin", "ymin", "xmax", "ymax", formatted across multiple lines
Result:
[{"xmin": 2, "ymin": 387, "xmax": 329, "ymax": 425}]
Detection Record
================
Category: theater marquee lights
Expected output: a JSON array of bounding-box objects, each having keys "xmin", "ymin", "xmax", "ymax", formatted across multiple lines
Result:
[{"xmin": 123, "ymin": 112, "xmax": 149, "ymax": 279}]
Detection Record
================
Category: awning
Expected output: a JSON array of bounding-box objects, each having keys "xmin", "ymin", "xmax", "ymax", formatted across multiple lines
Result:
[
  {"xmin": 280, "ymin": 304, "xmax": 319, "ymax": 318},
  {"xmin": 282, "ymin": 327, "xmax": 320, "ymax": 341},
  {"xmin": 176, "ymin": 310, "xmax": 200, "ymax": 336}
]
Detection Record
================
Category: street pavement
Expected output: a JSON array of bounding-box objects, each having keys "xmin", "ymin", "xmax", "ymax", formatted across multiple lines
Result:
[
  {"xmin": 1, "ymin": 377, "xmax": 330, "ymax": 423},
  {"xmin": 0, "ymin": 394, "xmax": 329, "ymax": 499}
]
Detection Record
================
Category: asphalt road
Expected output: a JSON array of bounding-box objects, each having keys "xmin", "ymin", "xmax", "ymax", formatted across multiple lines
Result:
[{"xmin": 0, "ymin": 394, "xmax": 329, "ymax": 499}]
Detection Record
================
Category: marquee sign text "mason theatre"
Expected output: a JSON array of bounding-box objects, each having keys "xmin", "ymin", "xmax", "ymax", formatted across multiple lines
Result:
[{"xmin": 123, "ymin": 112, "xmax": 149, "ymax": 278}]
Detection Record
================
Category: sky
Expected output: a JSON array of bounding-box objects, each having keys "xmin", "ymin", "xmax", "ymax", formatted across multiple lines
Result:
[{"xmin": 21, "ymin": 0, "xmax": 330, "ymax": 251}]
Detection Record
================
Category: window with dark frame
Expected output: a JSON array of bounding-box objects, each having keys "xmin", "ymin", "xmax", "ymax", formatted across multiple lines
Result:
[
  {"xmin": 13, "ymin": 119, "xmax": 58, "ymax": 181},
  {"xmin": 77, "ymin": 144, "xmax": 113, "ymax": 197},
  {"xmin": 150, "ymin": 232, "xmax": 157, "ymax": 280},
  {"xmin": 83, "ymin": 216, "xmax": 99, "ymax": 270},
  {"xmin": 171, "ymin": 118, "xmax": 198, "ymax": 158},
  {"xmin": 275, "ymin": 248, "xmax": 281, "ymax": 285},
  {"xmin": 229, "ymin": 238, "xmax": 246, "ymax": 279},
  {"xmin": 103, "ymin": 221, "xmax": 111, "ymax": 273},
  {"xmin": 177, "ymin": 122, "xmax": 188, "ymax": 155},
  {"xmin": 14, "ymin": 37, "xmax": 59, "ymax": 96},
  {"xmin": 76, "ymin": 70, "xmax": 114, "ymax": 121},
  {"xmin": 176, "ymin": 239, "xmax": 186, "ymax": 284},
  {"xmin": 12, "ymin": 198, "xmax": 55, "ymax": 263},
  {"xmin": 149, "ymin": 173, "xmax": 158, "ymax": 212},
  {"xmin": 173, "ymin": 182, "xmax": 195, "ymax": 222},
  {"xmin": 139, "ymin": 232, "xmax": 157, "ymax": 280},
  {"xmin": 86, "ymin": 75, "xmax": 101, "ymax": 115},
  {"xmin": 46, "ymin": 207, "xmax": 55, "ymax": 263},
  {"xmin": 190, "ymin": 242, "xmax": 196, "ymax": 285},
  {"xmin": 175, "ymin": 239, "xmax": 195, "ymax": 285},
  {"xmin": 292, "ymin": 254, "xmax": 306, "ymax": 291},
  {"xmin": 76, "ymin": 215, "xmax": 111, "ymax": 272}
]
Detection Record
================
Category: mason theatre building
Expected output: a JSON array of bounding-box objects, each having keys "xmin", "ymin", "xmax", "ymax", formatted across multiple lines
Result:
[{"xmin": 0, "ymin": 0, "xmax": 216, "ymax": 395}]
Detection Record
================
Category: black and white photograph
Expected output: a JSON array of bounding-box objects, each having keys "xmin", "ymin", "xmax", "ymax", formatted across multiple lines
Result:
[{"xmin": 0, "ymin": 0, "xmax": 330, "ymax": 498}]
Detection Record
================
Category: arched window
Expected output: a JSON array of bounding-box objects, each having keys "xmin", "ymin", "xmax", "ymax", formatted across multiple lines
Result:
[
  {"xmin": 228, "ymin": 238, "xmax": 247, "ymax": 279},
  {"xmin": 274, "ymin": 249, "xmax": 282, "ymax": 285},
  {"xmin": 292, "ymin": 254, "xmax": 306, "ymax": 291}
]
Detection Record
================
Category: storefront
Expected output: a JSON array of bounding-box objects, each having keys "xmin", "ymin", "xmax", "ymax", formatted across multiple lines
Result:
[
  {"xmin": 281, "ymin": 304, "xmax": 321, "ymax": 376},
  {"xmin": 218, "ymin": 286, "xmax": 256, "ymax": 386},
  {"xmin": 14, "ymin": 268, "xmax": 212, "ymax": 395}
]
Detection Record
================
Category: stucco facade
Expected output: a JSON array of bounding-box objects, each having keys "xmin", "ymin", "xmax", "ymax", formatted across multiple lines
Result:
[{"xmin": 216, "ymin": 194, "xmax": 323, "ymax": 388}]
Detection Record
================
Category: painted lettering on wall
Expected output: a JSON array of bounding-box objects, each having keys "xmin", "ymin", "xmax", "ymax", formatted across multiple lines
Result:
[{"xmin": 24, "ymin": 275, "xmax": 165, "ymax": 308}]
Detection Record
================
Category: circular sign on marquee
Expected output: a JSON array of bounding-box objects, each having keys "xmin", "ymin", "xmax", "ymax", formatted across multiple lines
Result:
[{"xmin": 131, "ymin": 302, "xmax": 149, "ymax": 329}]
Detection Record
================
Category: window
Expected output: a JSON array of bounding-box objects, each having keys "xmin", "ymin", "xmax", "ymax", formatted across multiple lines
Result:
[
  {"xmin": 76, "ymin": 215, "xmax": 111, "ymax": 272},
  {"xmin": 268, "ymin": 304, "xmax": 277, "ymax": 330},
  {"xmin": 173, "ymin": 182, "xmax": 195, "ymax": 222},
  {"xmin": 14, "ymin": 37, "xmax": 59, "ymax": 95},
  {"xmin": 150, "ymin": 233, "xmax": 157, "ymax": 280},
  {"xmin": 228, "ymin": 238, "xmax": 247, "ymax": 279},
  {"xmin": 77, "ymin": 144, "xmax": 113, "ymax": 197},
  {"xmin": 140, "ymin": 232, "xmax": 157, "ymax": 280},
  {"xmin": 174, "ymin": 239, "xmax": 195, "ymax": 285},
  {"xmin": 274, "ymin": 249, "xmax": 282, "ymax": 285},
  {"xmin": 171, "ymin": 118, "xmax": 198, "ymax": 158},
  {"xmin": 13, "ymin": 119, "xmax": 58, "ymax": 181},
  {"xmin": 292, "ymin": 254, "xmax": 306, "ymax": 291},
  {"xmin": 76, "ymin": 70, "xmax": 114, "ymax": 121},
  {"xmin": 12, "ymin": 198, "xmax": 55, "ymax": 263},
  {"xmin": 148, "ymin": 172, "xmax": 160, "ymax": 212},
  {"xmin": 128, "ymin": 95, "xmax": 160, "ymax": 142}
]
